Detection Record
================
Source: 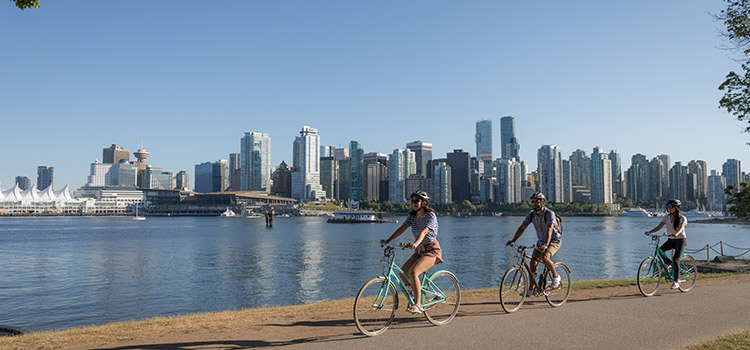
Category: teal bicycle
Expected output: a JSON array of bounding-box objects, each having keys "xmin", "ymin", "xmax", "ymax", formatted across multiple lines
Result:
[
  {"xmin": 353, "ymin": 244, "xmax": 460, "ymax": 336},
  {"xmin": 637, "ymin": 234, "xmax": 697, "ymax": 297}
]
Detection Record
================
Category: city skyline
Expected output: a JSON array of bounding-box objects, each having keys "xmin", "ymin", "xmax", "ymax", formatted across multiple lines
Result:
[{"xmin": 2, "ymin": 1, "xmax": 749, "ymax": 189}]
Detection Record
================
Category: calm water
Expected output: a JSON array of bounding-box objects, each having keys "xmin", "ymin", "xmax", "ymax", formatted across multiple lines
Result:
[{"xmin": 2, "ymin": 215, "xmax": 750, "ymax": 331}]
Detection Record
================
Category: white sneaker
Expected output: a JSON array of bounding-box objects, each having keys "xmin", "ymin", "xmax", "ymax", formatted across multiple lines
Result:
[
  {"xmin": 670, "ymin": 281, "xmax": 681, "ymax": 289},
  {"xmin": 550, "ymin": 276, "xmax": 562, "ymax": 289},
  {"xmin": 406, "ymin": 304, "xmax": 424, "ymax": 314}
]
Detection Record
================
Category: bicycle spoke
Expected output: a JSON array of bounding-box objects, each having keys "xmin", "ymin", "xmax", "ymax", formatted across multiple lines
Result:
[
  {"xmin": 423, "ymin": 271, "xmax": 460, "ymax": 325},
  {"xmin": 637, "ymin": 257, "xmax": 661, "ymax": 297},
  {"xmin": 354, "ymin": 278, "xmax": 398, "ymax": 336},
  {"xmin": 499, "ymin": 266, "xmax": 527, "ymax": 313}
]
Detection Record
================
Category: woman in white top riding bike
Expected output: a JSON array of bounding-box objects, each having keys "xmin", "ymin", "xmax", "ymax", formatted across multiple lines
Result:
[
  {"xmin": 380, "ymin": 190, "xmax": 443, "ymax": 314},
  {"xmin": 645, "ymin": 199, "xmax": 687, "ymax": 289}
]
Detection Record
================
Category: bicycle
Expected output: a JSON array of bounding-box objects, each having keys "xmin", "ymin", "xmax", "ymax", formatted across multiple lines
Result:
[
  {"xmin": 636, "ymin": 234, "xmax": 697, "ymax": 297},
  {"xmin": 353, "ymin": 244, "xmax": 460, "ymax": 336},
  {"xmin": 498, "ymin": 243, "xmax": 571, "ymax": 313}
]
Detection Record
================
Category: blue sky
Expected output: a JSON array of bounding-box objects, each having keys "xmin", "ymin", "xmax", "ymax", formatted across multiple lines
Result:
[{"xmin": 1, "ymin": 1, "xmax": 747, "ymax": 189}]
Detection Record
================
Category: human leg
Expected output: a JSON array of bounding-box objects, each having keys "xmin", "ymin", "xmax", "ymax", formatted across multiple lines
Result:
[{"xmin": 407, "ymin": 255, "xmax": 438, "ymax": 312}]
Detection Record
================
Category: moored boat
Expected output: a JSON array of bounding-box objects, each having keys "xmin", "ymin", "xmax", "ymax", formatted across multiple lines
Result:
[{"xmin": 326, "ymin": 211, "xmax": 397, "ymax": 223}]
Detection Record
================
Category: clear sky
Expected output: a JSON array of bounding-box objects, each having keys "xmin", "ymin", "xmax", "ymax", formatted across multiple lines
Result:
[{"xmin": 2, "ymin": 1, "xmax": 748, "ymax": 190}]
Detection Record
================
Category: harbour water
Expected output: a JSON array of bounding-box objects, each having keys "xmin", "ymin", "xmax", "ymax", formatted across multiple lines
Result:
[{"xmin": 1, "ymin": 215, "xmax": 749, "ymax": 331}]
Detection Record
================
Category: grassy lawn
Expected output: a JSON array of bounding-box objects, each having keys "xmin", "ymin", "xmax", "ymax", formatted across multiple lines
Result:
[{"xmin": 684, "ymin": 330, "xmax": 750, "ymax": 349}]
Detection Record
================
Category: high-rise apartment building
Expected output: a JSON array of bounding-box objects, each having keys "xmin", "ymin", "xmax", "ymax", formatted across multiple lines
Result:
[
  {"xmin": 406, "ymin": 140, "xmax": 432, "ymax": 177},
  {"xmin": 656, "ymin": 154, "xmax": 671, "ymax": 197},
  {"xmin": 433, "ymin": 160, "xmax": 452, "ymax": 205},
  {"xmin": 723, "ymin": 159, "xmax": 742, "ymax": 189},
  {"xmin": 569, "ymin": 149, "xmax": 591, "ymax": 189},
  {"xmin": 687, "ymin": 160, "xmax": 707, "ymax": 201},
  {"xmin": 707, "ymin": 170, "xmax": 727, "ymax": 211},
  {"xmin": 475, "ymin": 119, "xmax": 493, "ymax": 162},
  {"xmin": 14, "ymin": 176, "xmax": 30, "ymax": 190},
  {"xmin": 271, "ymin": 161, "xmax": 293, "ymax": 198},
  {"xmin": 496, "ymin": 158, "xmax": 522, "ymax": 203},
  {"xmin": 500, "ymin": 116, "xmax": 515, "ymax": 160},
  {"xmin": 102, "ymin": 144, "xmax": 130, "ymax": 164},
  {"xmin": 669, "ymin": 162, "xmax": 688, "ymax": 202},
  {"xmin": 388, "ymin": 148, "xmax": 415, "ymax": 203},
  {"xmin": 319, "ymin": 157, "xmax": 337, "ymax": 200},
  {"xmin": 562, "ymin": 159, "xmax": 572, "ymax": 203},
  {"xmin": 240, "ymin": 132, "xmax": 271, "ymax": 192},
  {"xmin": 591, "ymin": 147, "xmax": 612, "ymax": 204},
  {"xmin": 350, "ymin": 141, "xmax": 365, "ymax": 201},
  {"xmin": 537, "ymin": 145, "xmax": 562, "ymax": 202},
  {"xmin": 508, "ymin": 137, "xmax": 521, "ymax": 162},
  {"xmin": 366, "ymin": 162, "xmax": 388, "ymax": 201},
  {"xmin": 175, "ymin": 170, "xmax": 190, "ymax": 191},
  {"xmin": 228, "ymin": 153, "xmax": 240, "ymax": 191},
  {"xmin": 447, "ymin": 149, "xmax": 471, "ymax": 202},
  {"xmin": 609, "ymin": 150, "xmax": 622, "ymax": 183},
  {"xmin": 37, "ymin": 166, "xmax": 54, "ymax": 190},
  {"xmin": 291, "ymin": 126, "xmax": 326, "ymax": 201}
]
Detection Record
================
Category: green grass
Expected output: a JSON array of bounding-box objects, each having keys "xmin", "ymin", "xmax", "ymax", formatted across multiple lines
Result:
[{"xmin": 684, "ymin": 330, "xmax": 750, "ymax": 349}]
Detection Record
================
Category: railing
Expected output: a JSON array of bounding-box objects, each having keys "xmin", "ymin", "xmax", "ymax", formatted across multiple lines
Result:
[{"xmin": 684, "ymin": 241, "xmax": 750, "ymax": 261}]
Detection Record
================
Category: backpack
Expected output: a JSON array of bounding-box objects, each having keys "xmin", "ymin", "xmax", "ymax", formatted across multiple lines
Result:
[{"xmin": 531, "ymin": 208, "xmax": 563, "ymax": 235}]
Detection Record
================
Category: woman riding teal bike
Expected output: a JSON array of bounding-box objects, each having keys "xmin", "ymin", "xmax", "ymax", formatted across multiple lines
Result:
[
  {"xmin": 645, "ymin": 199, "xmax": 687, "ymax": 289},
  {"xmin": 380, "ymin": 190, "xmax": 443, "ymax": 314}
]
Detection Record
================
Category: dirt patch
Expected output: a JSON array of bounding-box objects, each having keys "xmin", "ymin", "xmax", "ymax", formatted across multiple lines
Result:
[{"xmin": 3, "ymin": 274, "xmax": 748, "ymax": 350}]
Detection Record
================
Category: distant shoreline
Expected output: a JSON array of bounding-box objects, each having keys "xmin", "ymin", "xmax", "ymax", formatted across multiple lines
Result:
[{"xmin": 693, "ymin": 217, "xmax": 750, "ymax": 225}]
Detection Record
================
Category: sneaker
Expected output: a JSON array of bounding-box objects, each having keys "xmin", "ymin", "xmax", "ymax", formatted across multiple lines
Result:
[
  {"xmin": 670, "ymin": 281, "xmax": 681, "ymax": 289},
  {"xmin": 406, "ymin": 304, "xmax": 424, "ymax": 314},
  {"xmin": 550, "ymin": 276, "xmax": 562, "ymax": 289}
]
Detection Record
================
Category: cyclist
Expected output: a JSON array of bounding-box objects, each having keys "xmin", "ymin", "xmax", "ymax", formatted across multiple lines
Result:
[
  {"xmin": 506, "ymin": 192, "xmax": 562, "ymax": 296},
  {"xmin": 380, "ymin": 190, "xmax": 443, "ymax": 314},
  {"xmin": 645, "ymin": 199, "xmax": 687, "ymax": 289}
]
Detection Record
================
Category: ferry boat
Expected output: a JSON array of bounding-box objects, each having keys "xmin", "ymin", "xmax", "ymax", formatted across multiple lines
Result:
[
  {"xmin": 326, "ymin": 211, "xmax": 397, "ymax": 224},
  {"xmin": 219, "ymin": 208, "xmax": 236, "ymax": 217}
]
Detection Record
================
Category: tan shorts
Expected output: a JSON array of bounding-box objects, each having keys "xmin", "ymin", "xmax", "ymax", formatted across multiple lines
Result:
[
  {"xmin": 532, "ymin": 242, "xmax": 561, "ymax": 259},
  {"xmin": 411, "ymin": 240, "xmax": 444, "ymax": 264}
]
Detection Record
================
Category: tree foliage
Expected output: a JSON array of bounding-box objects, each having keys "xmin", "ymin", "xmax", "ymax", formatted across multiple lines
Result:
[
  {"xmin": 12, "ymin": 0, "xmax": 39, "ymax": 9},
  {"xmin": 718, "ymin": 0, "xmax": 750, "ymax": 132},
  {"xmin": 725, "ymin": 183, "xmax": 750, "ymax": 217}
]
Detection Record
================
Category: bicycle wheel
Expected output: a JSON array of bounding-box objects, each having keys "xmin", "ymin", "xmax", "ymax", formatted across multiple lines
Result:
[
  {"xmin": 678, "ymin": 255, "xmax": 697, "ymax": 292},
  {"xmin": 637, "ymin": 257, "xmax": 662, "ymax": 297},
  {"xmin": 423, "ymin": 271, "xmax": 460, "ymax": 325},
  {"xmin": 544, "ymin": 262, "xmax": 571, "ymax": 307},
  {"xmin": 499, "ymin": 265, "xmax": 527, "ymax": 313},
  {"xmin": 353, "ymin": 277, "xmax": 398, "ymax": 336}
]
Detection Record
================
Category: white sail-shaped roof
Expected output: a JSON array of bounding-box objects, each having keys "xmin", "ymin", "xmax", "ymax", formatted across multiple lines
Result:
[
  {"xmin": 0, "ymin": 183, "xmax": 77, "ymax": 203},
  {"xmin": 53, "ymin": 185, "xmax": 74, "ymax": 200}
]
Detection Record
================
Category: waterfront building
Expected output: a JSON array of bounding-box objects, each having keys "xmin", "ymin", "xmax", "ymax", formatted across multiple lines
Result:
[
  {"xmin": 240, "ymin": 132, "xmax": 271, "ymax": 192},
  {"xmin": 406, "ymin": 140, "xmax": 432, "ymax": 177},
  {"xmin": 687, "ymin": 160, "xmax": 707, "ymax": 201},
  {"xmin": 656, "ymin": 154, "xmax": 671, "ymax": 198},
  {"xmin": 479, "ymin": 175, "xmax": 495, "ymax": 203},
  {"xmin": 1, "ymin": 183, "xmax": 141, "ymax": 215},
  {"xmin": 350, "ymin": 141, "xmax": 364, "ymax": 201},
  {"xmin": 609, "ymin": 150, "xmax": 622, "ymax": 183},
  {"xmin": 447, "ymin": 149, "xmax": 471, "ymax": 202},
  {"xmin": 319, "ymin": 157, "xmax": 337, "ymax": 200},
  {"xmin": 500, "ymin": 116, "xmax": 515, "ymax": 160},
  {"xmin": 270, "ymin": 161, "xmax": 292, "ymax": 198},
  {"xmin": 496, "ymin": 158, "xmax": 522, "ymax": 203},
  {"xmin": 175, "ymin": 170, "xmax": 190, "ymax": 191},
  {"xmin": 669, "ymin": 162, "xmax": 688, "ymax": 202},
  {"xmin": 145, "ymin": 166, "xmax": 174, "ymax": 191},
  {"xmin": 572, "ymin": 185, "xmax": 592, "ymax": 203},
  {"xmin": 647, "ymin": 157, "xmax": 664, "ymax": 201},
  {"xmin": 363, "ymin": 152, "xmax": 387, "ymax": 200},
  {"xmin": 133, "ymin": 144, "xmax": 150, "ymax": 188},
  {"xmin": 591, "ymin": 147, "xmax": 613, "ymax": 204},
  {"xmin": 194, "ymin": 160, "xmax": 228, "ymax": 193},
  {"xmin": 366, "ymin": 162, "xmax": 387, "ymax": 201},
  {"xmin": 337, "ymin": 157, "xmax": 351, "ymax": 200},
  {"xmin": 707, "ymin": 170, "xmax": 727, "ymax": 211},
  {"xmin": 432, "ymin": 161, "xmax": 452, "ymax": 205},
  {"xmin": 144, "ymin": 189, "xmax": 296, "ymax": 216},
  {"xmin": 723, "ymin": 159, "xmax": 742, "ymax": 189},
  {"xmin": 14, "ymin": 176, "xmax": 30, "ymax": 190},
  {"xmin": 387, "ymin": 148, "xmax": 416, "ymax": 203},
  {"xmin": 562, "ymin": 159, "xmax": 572, "ymax": 203},
  {"xmin": 291, "ymin": 126, "xmax": 326, "ymax": 201},
  {"xmin": 569, "ymin": 149, "xmax": 591, "ymax": 189},
  {"xmin": 37, "ymin": 166, "xmax": 54, "ymax": 190},
  {"xmin": 537, "ymin": 145, "xmax": 563, "ymax": 202},
  {"xmin": 102, "ymin": 144, "xmax": 130, "ymax": 164},
  {"xmin": 475, "ymin": 119, "xmax": 493, "ymax": 162}
]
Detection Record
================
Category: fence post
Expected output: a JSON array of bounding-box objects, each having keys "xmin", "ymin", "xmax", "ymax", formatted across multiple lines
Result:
[
  {"xmin": 721, "ymin": 241, "xmax": 724, "ymax": 256},
  {"xmin": 707, "ymin": 244, "xmax": 710, "ymax": 262}
]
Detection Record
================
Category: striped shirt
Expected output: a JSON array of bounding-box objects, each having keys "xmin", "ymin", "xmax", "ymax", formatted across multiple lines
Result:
[{"xmin": 403, "ymin": 212, "xmax": 439, "ymax": 244}]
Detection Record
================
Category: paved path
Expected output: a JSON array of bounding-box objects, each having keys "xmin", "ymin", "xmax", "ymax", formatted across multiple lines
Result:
[{"xmin": 288, "ymin": 281, "xmax": 750, "ymax": 350}]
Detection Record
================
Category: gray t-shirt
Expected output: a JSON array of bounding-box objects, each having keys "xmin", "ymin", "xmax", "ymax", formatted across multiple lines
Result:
[{"xmin": 523, "ymin": 208, "xmax": 561, "ymax": 245}]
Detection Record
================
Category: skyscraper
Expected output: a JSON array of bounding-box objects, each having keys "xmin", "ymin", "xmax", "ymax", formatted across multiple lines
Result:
[
  {"xmin": 496, "ymin": 158, "xmax": 522, "ymax": 203},
  {"xmin": 240, "ymin": 132, "xmax": 271, "ymax": 192},
  {"xmin": 707, "ymin": 170, "xmax": 727, "ymax": 211},
  {"xmin": 319, "ymin": 157, "xmax": 337, "ymax": 200},
  {"xmin": 475, "ymin": 119, "xmax": 493, "ymax": 162},
  {"xmin": 656, "ymin": 154, "xmax": 671, "ymax": 197},
  {"xmin": 591, "ymin": 147, "xmax": 612, "ymax": 204},
  {"xmin": 175, "ymin": 170, "xmax": 190, "ymax": 191},
  {"xmin": 102, "ymin": 144, "xmax": 130, "ymax": 164},
  {"xmin": 670, "ymin": 162, "xmax": 688, "ymax": 202},
  {"xmin": 350, "ymin": 141, "xmax": 365, "ymax": 201},
  {"xmin": 37, "ymin": 166, "xmax": 54, "ymax": 190},
  {"xmin": 447, "ymin": 149, "xmax": 471, "ymax": 202},
  {"xmin": 500, "ymin": 116, "xmax": 515, "ymax": 159},
  {"xmin": 569, "ymin": 149, "xmax": 591, "ymax": 189},
  {"xmin": 194, "ymin": 160, "xmax": 228, "ymax": 193},
  {"xmin": 388, "ymin": 148, "xmax": 415, "ymax": 203},
  {"xmin": 406, "ymin": 140, "xmax": 432, "ymax": 177},
  {"xmin": 432, "ymin": 160, "xmax": 452, "ymax": 205},
  {"xmin": 14, "ymin": 176, "xmax": 30, "ymax": 190},
  {"xmin": 291, "ymin": 126, "xmax": 326, "ymax": 201},
  {"xmin": 228, "ymin": 153, "xmax": 240, "ymax": 191},
  {"xmin": 537, "ymin": 145, "xmax": 562, "ymax": 202},
  {"xmin": 723, "ymin": 159, "xmax": 742, "ymax": 189}
]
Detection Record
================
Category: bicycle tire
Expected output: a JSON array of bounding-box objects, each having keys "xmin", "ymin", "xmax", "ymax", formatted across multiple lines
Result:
[
  {"xmin": 499, "ymin": 265, "xmax": 527, "ymax": 313},
  {"xmin": 678, "ymin": 255, "xmax": 697, "ymax": 292},
  {"xmin": 423, "ymin": 271, "xmax": 460, "ymax": 325},
  {"xmin": 544, "ymin": 262, "xmax": 571, "ymax": 307},
  {"xmin": 637, "ymin": 257, "xmax": 662, "ymax": 297},
  {"xmin": 353, "ymin": 277, "xmax": 398, "ymax": 336}
]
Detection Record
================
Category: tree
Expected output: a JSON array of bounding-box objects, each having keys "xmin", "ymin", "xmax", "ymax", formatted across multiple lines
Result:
[
  {"xmin": 718, "ymin": 1, "xmax": 750, "ymax": 133},
  {"xmin": 12, "ymin": 0, "xmax": 39, "ymax": 9},
  {"xmin": 725, "ymin": 183, "xmax": 750, "ymax": 216}
]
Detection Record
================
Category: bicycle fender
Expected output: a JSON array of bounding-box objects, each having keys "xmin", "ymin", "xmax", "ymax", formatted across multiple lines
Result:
[{"xmin": 427, "ymin": 270, "xmax": 459, "ymax": 283}]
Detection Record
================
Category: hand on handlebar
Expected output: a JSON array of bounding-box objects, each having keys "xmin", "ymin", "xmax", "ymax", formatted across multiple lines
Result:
[
  {"xmin": 379, "ymin": 239, "xmax": 388, "ymax": 247},
  {"xmin": 405, "ymin": 241, "xmax": 417, "ymax": 249},
  {"xmin": 506, "ymin": 240, "xmax": 515, "ymax": 247},
  {"xmin": 644, "ymin": 231, "xmax": 651, "ymax": 236}
]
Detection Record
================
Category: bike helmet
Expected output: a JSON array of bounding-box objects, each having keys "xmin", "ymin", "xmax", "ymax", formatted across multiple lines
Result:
[
  {"xmin": 530, "ymin": 192, "xmax": 546, "ymax": 201},
  {"xmin": 666, "ymin": 199, "xmax": 681, "ymax": 208},
  {"xmin": 410, "ymin": 190, "xmax": 430, "ymax": 202}
]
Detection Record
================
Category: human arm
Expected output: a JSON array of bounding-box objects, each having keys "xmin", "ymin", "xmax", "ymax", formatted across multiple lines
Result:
[
  {"xmin": 645, "ymin": 221, "xmax": 666, "ymax": 235},
  {"xmin": 381, "ymin": 223, "xmax": 409, "ymax": 246},
  {"xmin": 506, "ymin": 222, "xmax": 529, "ymax": 246},
  {"xmin": 406, "ymin": 226, "xmax": 431, "ymax": 249},
  {"xmin": 670, "ymin": 218, "xmax": 687, "ymax": 238}
]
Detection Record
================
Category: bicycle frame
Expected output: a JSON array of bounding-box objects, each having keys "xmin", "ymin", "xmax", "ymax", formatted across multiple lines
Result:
[
  {"xmin": 645, "ymin": 235, "xmax": 693, "ymax": 280},
  {"xmin": 371, "ymin": 246, "xmax": 450, "ymax": 310},
  {"xmin": 511, "ymin": 245, "xmax": 552, "ymax": 295}
]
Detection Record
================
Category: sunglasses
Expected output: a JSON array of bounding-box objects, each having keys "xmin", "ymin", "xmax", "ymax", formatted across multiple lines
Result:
[
  {"xmin": 666, "ymin": 205, "xmax": 674, "ymax": 209},
  {"xmin": 411, "ymin": 199, "xmax": 422, "ymax": 204}
]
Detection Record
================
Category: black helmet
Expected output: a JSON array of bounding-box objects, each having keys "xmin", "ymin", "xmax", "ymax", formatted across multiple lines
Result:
[
  {"xmin": 411, "ymin": 190, "xmax": 430, "ymax": 202},
  {"xmin": 666, "ymin": 199, "xmax": 681, "ymax": 208},
  {"xmin": 530, "ymin": 192, "xmax": 546, "ymax": 201}
]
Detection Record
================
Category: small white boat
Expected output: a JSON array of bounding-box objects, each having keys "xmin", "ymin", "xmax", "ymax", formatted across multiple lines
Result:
[
  {"xmin": 683, "ymin": 209, "xmax": 711, "ymax": 218},
  {"xmin": 220, "ymin": 209, "xmax": 236, "ymax": 217},
  {"xmin": 619, "ymin": 207, "xmax": 652, "ymax": 217},
  {"xmin": 132, "ymin": 206, "xmax": 146, "ymax": 221}
]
